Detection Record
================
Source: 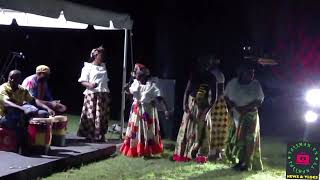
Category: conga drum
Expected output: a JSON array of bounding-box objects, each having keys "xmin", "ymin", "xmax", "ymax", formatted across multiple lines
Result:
[
  {"xmin": 28, "ymin": 117, "xmax": 53, "ymax": 154},
  {"xmin": 51, "ymin": 116, "xmax": 68, "ymax": 146},
  {"xmin": 0, "ymin": 128, "xmax": 17, "ymax": 152}
]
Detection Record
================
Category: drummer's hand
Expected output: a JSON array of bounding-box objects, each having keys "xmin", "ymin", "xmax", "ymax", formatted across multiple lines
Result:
[{"xmin": 47, "ymin": 108, "xmax": 55, "ymax": 116}]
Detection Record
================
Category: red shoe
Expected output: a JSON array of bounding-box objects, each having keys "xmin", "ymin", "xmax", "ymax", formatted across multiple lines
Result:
[{"xmin": 195, "ymin": 156, "xmax": 208, "ymax": 164}]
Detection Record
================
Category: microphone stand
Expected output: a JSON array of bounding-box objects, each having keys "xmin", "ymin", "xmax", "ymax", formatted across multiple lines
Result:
[
  {"xmin": 0, "ymin": 55, "xmax": 10, "ymax": 83},
  {"xmin": 0, "ymin": 53, "xmax": 22, "ymax": 84}
]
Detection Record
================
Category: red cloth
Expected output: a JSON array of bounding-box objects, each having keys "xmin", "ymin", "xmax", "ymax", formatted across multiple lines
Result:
[
  {"xmin": 173, "ymin": 154, "xmax": 191, "ymax": 162},
  {"xmin": 120, "ymin": 140, "xmax": 163, "ymax": 157},
  {"xmin": 28, "ymin": 122, "xmax": 52, "ymax": 145},
  {"xmin": 0, "ymin": 128, "xmax": 17, "ymax": 152},
  {"xmin": 195, "ymin": 156, "xmax": 208, "ymax": 164}
]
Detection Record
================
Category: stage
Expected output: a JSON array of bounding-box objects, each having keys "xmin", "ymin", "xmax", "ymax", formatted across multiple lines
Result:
[{"xmin": 0, "ymin": 133, "xmax": 121, "ymax": 180}]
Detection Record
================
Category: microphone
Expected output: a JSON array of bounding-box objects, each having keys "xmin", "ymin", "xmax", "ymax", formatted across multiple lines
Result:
[
  {"xmin": 127, "ymin": 72, "xmax": 135, "ymax": 85},
  {"xmin": 243, "ymin": 55, "xmax": 258, "ymax": 61},
  {"xmin": 123, "ymin": 72, "xmax": 135, "ymax": 92},
  {"xmin": 11, "ymin": 52, "xmax": 25, "ymax": 59}
]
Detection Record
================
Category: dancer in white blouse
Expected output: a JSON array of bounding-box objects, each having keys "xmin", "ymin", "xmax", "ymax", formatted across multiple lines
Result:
[
  {"xmin": 77, "ymin": 46, "xmax": 110, "ymax": 142},
  {"xmin": 120, "ymin": 63, "xmax": 169, "ymax": 158},
  {"xmin": 224, "ymin": 64, "xmax": 264, "ymax": 171}
]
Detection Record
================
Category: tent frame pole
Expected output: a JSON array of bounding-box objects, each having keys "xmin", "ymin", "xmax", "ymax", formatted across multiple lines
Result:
[{"xmin": 120, "ymin": 29, "xmax": 128, "ymax": 139}]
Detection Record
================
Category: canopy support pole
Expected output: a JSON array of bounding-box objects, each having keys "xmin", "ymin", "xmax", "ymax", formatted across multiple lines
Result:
[{"xmin": 120, "ymin": 29, "xmax": 128, "ymax": 139}]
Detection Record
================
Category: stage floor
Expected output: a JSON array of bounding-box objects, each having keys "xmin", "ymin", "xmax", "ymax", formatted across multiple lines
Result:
[{"xmin": 0, "ymin": 133, "xmax": 121, "ymax": 180}]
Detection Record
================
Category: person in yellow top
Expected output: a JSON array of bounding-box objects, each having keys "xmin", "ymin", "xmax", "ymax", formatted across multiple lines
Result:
[{"xmin": 0, "ymin": 70, "xmax": 55, "ymax": 153}]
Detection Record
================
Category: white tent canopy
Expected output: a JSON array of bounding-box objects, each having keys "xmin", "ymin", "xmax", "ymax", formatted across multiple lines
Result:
[{"xmin": 0, "ymin": 0, "xmax": 133, "ymax": 29}]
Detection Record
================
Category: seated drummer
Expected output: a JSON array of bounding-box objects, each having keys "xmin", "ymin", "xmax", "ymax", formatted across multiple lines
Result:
[
  {"xmin": 22, "ymin": 65, "xmax": 67, "ymax": 114},
  {"xmin": 0, "ymin": 70, "xmax": 55, "ymax": 152}
]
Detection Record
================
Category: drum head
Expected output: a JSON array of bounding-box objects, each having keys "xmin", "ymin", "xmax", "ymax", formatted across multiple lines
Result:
[
  {"xmin": 30, "ymin": 117, "xmax": 53, "ymax": 124},
  {"xmin": 53, "ymin": 116, "xmax": 68, "ymax": 122}
]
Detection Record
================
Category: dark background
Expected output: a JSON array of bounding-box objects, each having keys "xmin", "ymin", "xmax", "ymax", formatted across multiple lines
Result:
[{"xmin": 1, "ymin": 0, "xmax": 320, "ymax": 139}]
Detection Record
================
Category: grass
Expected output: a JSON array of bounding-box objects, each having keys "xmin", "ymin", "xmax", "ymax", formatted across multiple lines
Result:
[
  {"xmin": 66, "ymin": 115, "xmax": 80, "ymax": 133},
  {"xmin": 43, "ymin": 115, "xmax": 288, "ymax": 180},
  {"xmin": 66, "ymin": 115, "xmax": 122, "ymax": 139}
]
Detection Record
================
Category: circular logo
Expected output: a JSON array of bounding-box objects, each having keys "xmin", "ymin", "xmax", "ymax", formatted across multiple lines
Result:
[{"xmin": 287, "ymin": 142, "xmax": 319, "ymax": 175}]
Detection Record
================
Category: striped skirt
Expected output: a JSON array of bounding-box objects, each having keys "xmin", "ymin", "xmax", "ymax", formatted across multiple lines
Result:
[{"xmin": 173, "ymin": 96, "xmax": 209, "ymax": 161}]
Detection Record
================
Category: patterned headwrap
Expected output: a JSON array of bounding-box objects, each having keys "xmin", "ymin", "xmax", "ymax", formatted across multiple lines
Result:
[
  {"xmin": 90, "ymin": 46, "xmax": 105, "ymax": 59},
  {"xmin": 134, "ymin": 63, "xmax": 150, "ymax": 76},
  {"xmin": 36, "ymin": 65, "xmax": 50, "ymax": 74}
]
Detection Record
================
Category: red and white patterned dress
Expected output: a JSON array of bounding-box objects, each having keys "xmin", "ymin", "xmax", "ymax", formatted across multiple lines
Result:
[{"xmin": 120, "ymin": 79, "xmax": 163, "ymax": 157}]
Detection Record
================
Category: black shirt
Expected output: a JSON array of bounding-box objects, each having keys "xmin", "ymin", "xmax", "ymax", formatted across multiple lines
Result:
[{"xmin": 188, "ymin": 70, "xmax": 216, "ymax": 98}]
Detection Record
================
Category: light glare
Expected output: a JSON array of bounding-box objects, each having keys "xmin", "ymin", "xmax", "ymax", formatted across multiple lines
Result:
[
  {"xmin": 305, "ymin": 110, "xmax": 318, "ymax": 123},
  {"xmin": 305, "ymin": 89, "xmax": 320, "ymax": 106}
]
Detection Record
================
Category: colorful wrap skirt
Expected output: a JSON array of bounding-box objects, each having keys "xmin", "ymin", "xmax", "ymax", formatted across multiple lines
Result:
[
  {"xmin": 120, "ymin": 101, "xmax": 163, "ymax": 157},
  {"xmin": 226, "ymin": 110, "xmax": 263, "ymax": 171},
  {"xmin": 173, "ymin": 95, "xmax": 209, "ymax": 161}
]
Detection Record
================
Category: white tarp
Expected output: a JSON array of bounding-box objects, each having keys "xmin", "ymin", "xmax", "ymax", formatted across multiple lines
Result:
[
  {"xmin": 0, "ymin": 9, "xmax": 92, "ymax": 29},
  {"xmin": 0, "ymin": 0, "xmax": 133, "ymax": 29},
  {"xmin": 153, "ymin": 77, "xmax": 176, "ymax": 112},
  {"xmin": 154, "ymin": 77, "xmax": 176, "ymax": 139}
]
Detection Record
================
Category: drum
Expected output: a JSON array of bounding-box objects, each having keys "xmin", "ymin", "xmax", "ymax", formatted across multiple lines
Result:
[
  {"xmin": 28, "ymin": 117, "xmax": 53, "ymax": 154},
  {"xmin": 51, "ymin": 116, "xmax": 68, "ymax": 146},
  {"xmin": 0, "ymin": 128, "xmax": 17, "ymax": 152}
]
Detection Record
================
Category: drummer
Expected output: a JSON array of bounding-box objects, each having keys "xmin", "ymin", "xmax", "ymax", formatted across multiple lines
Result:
[
  {"xmin": 22, "ymin": 65, "xmax": 67, "ymax": 114},
  {"xmin": 0, "ymin": 70, "xmax": 55, "ymax": 152}
]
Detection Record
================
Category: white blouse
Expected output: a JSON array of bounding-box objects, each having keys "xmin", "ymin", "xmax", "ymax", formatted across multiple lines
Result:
[
  {"xmin": 129, "ymin": 79, "xmax": 161, "ymax": 104},
  {"xmin": 78, "ymin": 62, "xmax": 110, "ymax": 95},
  {"xmin": 224, "ymin": 77, "xmax": 264, "ymax": 128},
  {"xmin": 224, "ymin": 77, "xmax": 264, "ymax": 107},
  {"xmin": 210, "ymin": 68, "xmax": 225, "ymax": 83}
]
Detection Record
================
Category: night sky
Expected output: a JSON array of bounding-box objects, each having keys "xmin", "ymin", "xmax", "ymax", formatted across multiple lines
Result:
[{"xmin": 1, "ymin": 0, "xmax": 320, "ymax": 139}]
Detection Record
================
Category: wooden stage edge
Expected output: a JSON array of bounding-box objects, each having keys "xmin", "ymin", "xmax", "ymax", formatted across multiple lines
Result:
[{"xmin": 0, "ymin": 133, "xmax": 120, "ymax": 180}]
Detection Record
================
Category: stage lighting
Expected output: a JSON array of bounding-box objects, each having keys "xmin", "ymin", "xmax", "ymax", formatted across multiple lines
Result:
[
  {"xmin": 305, "ymin": 88, "xmax": 320, "ymax": 106},
  {"xmin": 305, "ymin": 110, "xmax": 318, "ymax": 123}
]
